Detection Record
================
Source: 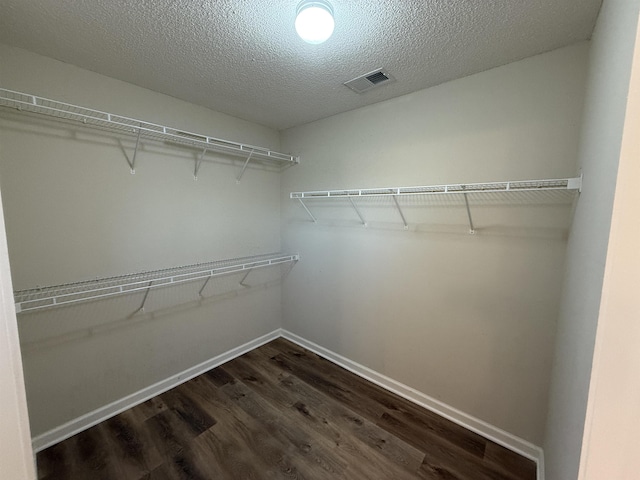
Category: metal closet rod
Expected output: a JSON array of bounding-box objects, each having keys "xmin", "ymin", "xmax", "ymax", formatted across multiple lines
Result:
[
  {"xmin": 0, "ymin": 88, "xmax": 299, "ymax": 169},
  {"xmin": 13, "ymin": 253, "xmax": 299, "ymax": 313}
]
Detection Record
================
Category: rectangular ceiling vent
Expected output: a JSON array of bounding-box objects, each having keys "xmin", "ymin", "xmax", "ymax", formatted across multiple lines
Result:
[{"xmin": 344, "ymin": 69, "xmax": 395, "ymax": 94}]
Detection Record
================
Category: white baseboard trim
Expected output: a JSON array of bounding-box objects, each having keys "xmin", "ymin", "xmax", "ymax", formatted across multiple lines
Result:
[
  {"xmin": 280, "ymin": 329, "xmax": 545, "ymax": 475},
  {"xmin": 31, "ymin": 329, "xmax": 282, "ymax": 453},
  {"xmin": 537, "ymin": 449, "xmax": 545, "ymax": 480},
  {"xmin": 32, "ymin": 327, "xmax": 544, "ymax": 479}
]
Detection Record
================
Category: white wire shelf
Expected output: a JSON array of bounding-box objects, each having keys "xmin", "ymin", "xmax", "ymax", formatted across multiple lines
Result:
[
  {"xmin": 0, "ymin": 88, "xmax": 299, "ymax": 175},
  {"xmin": 14, "ymin": 253, "xmax": 299, "ymax": 313},
  {"xmin": 291, "ymin": 177, "xmax": 582, "ymax": 198},
  {"xmin": 291, "ymin": 176, "xmax": 582, "ymax": 233}
]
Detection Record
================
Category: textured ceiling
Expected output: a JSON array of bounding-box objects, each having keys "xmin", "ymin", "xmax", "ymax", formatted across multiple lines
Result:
[{"xmin": 0, "ymin": 0, "xmax": 602, "ymax": 130}]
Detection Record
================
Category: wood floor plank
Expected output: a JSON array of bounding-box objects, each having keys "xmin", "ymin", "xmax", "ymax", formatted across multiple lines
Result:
[
  {"xmin": 36, "ymin": 338, "xmax": 536, "ymax": 480},
  {"xmin": 232, "ymin": 352, "xmax": 426, "ymax": 472},
  {"xmin": 155, "ymin": 450, "xmax": 209, "ymax": 480},
  {"xmin": 64, "ymin": 423, "xmax": 128, "ymax": 480},
  {"xmin": 257, "ymin": 341, "xmax": 490, "ymax": 460},
  {"xmin": 143, "ymin": 463, "xmax": 181, "ymax": 480},
  {"xmin": 187, "ymin": 374, "xmax": 339, "ymax": 479},
  {"xmin": 255, "ymin": 340, "xmax": 530, "ymax": 480},
  {"xmin": 264, "ymin": 339, "xmax": 490, "ymax": 456},
  {"xmin": 178, "ymin": 370, "xmax": 344, "ymax": 479},
  {"xmin": 483, "ymin": 442, "xmax": 537, "ymax": 479},
  {"xmin": 218, "ymin": 378, "xmax": 351, "ymax": 478},
  {"xmin": 190, "ymin": 428, "xmax": 276, "ymax": 480},
  {"xmin": 203, "ymin": 367, "xmax": 235, "ymax": 387},
  {"xmin": 223, "ymin": 354, "xmax": 424, "ymax": 479},
  {"xmin": 37, "ymin": 442, "xmax": 70, "ymax": 480},
  {"xmin": 379, "ymin": 411, "xmax": 521, "ymax": 480},
  {"xmin": 102, "ymin": 412, "xmax": 163, "ymax": 478},
  {"xmin": 158, "ymin": 387, "xmax": 217, "ymax": 436},
  {"xmin": 128, "ymin": 397, "xmax": 169, "ymax": 423}
]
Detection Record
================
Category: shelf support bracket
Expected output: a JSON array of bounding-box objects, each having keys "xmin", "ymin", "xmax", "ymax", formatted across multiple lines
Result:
[
  {"xmin": 198, "ymin": 275, "xmax": 212, "ymax": 297},
  {"xmin": 236, "ymin": 149, "xmax": 255, "ymax": 183},
  {"xmin": 133, "ymin": 282, "xmax": 152, "ymax": 314},
  {"xmin": 462, "ymin": 191, "xmax": 476, "ymax": 234},
  {"xmin": 194, "ymin": 149, "xmax": 207, "ymax": 180},
  {"xmin": 391, "ymin": 195, "xmax": 408, "ymax": 230},
  {"xmin": 348, "ymin": 198, "xmax": 367, "ymax": 227},
  {"xmin": 298, "ymin": 198, "xmax": 317, "ymax": 223},
  {"xmin": 128, "ymin": 127, "xmax": 142, "ymax": 174},
  {"xmin": 239, "ymin": 269, "xmax": 252, "ymax": 287}
]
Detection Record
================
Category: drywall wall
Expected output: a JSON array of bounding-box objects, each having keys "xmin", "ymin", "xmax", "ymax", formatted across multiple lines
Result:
[
  {"xmin": 0, "ymin": 44, "xmax": 285, "ymax": 436},
  {"xmin": 281, "ymin": 43, "xmax": 589, "ymax": 445},
  {"xmin": 578, "ymin": 14, "xmax": 640, "ymax": 478},
  {"xmin": 543, "ymin": 1, "xmax": 640, "ymax": 479},
  {"xmin": 0, "ymin": 191, "xmax": 35, "ymax": 479}
]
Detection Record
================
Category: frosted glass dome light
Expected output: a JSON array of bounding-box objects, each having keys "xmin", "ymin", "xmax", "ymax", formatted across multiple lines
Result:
[{"xmin": 295, "ymin": 0, "xmax": 335, "ymax": 44}]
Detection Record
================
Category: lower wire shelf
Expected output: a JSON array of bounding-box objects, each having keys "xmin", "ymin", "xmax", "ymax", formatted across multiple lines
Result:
[{"xmin": 14, "ymin": 253, "xmax": 299, "ymax": 313}]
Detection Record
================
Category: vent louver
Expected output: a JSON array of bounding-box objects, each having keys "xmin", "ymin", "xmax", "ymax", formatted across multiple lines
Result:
[
  {"xmin": 366, "ymin": 71, "xmax": 389, "ymax": 84},
  {"xmin": 344, "ymin": 68, "xmax": 395, "ymax": 94}
]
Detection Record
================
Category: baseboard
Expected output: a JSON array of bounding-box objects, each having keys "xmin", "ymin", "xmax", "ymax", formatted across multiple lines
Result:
[
  {"xmin": 537, "ymin": 449, "xmax": 545, "ymax": 480},
  {"xmin": 280, "ymin": 329, "xmax": 545, "ymax": 474},
  {"xmin": 31, "ymin": 329, "xmax": 282, "ymax": 453},
  {"xmin": 32, "ymin": 327, "xmax": 545, "ymax": 479}
]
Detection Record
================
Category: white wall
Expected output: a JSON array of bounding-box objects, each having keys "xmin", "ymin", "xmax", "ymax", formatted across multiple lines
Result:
[
  {"xmin": 281, "ymin": 43, "xmax": 588, "ymax": 445},
  {"xmin": 543, "ymin": 1, "xmax": 640, "ymax": 478},
  {"xmin": 0, "ymin": 45, "xmax": 284, "ymax": 437},
  {"xmin": 579, "ymin": 14, "xmax": 640, "ymax": 478}
]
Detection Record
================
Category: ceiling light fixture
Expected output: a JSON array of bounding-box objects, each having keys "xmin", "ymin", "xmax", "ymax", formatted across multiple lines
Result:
[{"xmin": 295, "ymin": 0, "xmax": 335, "ymax": 45}]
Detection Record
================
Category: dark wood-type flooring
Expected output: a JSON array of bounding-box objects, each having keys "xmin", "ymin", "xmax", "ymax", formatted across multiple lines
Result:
[{"xmin": 37, "ymin": 338, "xmax": 536, "ymax": 479}]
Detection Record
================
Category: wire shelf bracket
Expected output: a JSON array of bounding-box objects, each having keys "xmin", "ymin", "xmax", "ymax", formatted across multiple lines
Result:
[
  {"xmin": 236, "ymin": 149, "xmax": 255, "ymax": 183},
  {"xmin": 462, "ymin": 187, "xmax": 476, "ymax": 234},
  {"xmin": 348, "ymin": 198, "xmax": 367, "ymax": 227},
  {"xmin": 297, "ymin": 198, "xmax": 317, "ymax": 223},
  {"xmin": 239, "ymin": 269, "xmax": 252, "ymax": 287},
  {"xmin": 132, "ymin": 282, "xmax": 152, "ymax": 314},
  {"xmin": 194, "ymin": 148, "xmax": 207, "ymax": 180},
  {"xmin": 197, "ymin": 276, "xmax": 212, "ymax": 297},
  {"xmin": 0, "ymin": 88, "xmax": 299, "ymax": 178},
  {"xmin": 291, "ymin": 176, "xmax": 582, "ymax": 232},
  {"xmin": 127, "ymin": 126, "xmax": 143, "ymax": 174},
  {"xmin": 391, "ymin": 193, "xmax": 409, "ymax": 230},
  {"xmin": 14, "ymin": 253, "xmax": 299, "ymax": 313}
]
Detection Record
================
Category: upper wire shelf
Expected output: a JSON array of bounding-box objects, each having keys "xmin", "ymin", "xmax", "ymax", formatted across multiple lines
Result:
[
  {"xmin": 14, "ymin": 253, "xmax": 299, "ymax": 313},
  {"xmin": 291, "ymin": 177, "xmax": 582, "ymax": 199},
  {"xmin": 291, "ymin": 176, "xmax": 582, "ymax": 233},
  {"xmin": 0, "ymin": 88, "xmax": 299, "ymax": 172}
]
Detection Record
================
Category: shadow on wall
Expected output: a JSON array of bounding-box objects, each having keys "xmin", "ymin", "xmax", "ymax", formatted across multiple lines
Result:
[
  {"xmin": 17, "ymin": 264, "xmax": 293, "ymax": 353},
  {"xmin": 287, "ymin": 198, "xmax": 577, "ymax": 241}
]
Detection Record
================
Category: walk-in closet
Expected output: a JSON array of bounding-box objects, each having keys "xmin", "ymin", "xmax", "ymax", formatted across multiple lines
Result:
[{"xmin": 1, "ymin": 1, "xmax": 639, "ymax": 480}]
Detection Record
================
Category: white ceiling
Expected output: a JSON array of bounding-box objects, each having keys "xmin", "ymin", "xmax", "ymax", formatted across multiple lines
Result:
[{"xmin": 0, "ymin": 0, "xmax": 602, "ymax": 130}]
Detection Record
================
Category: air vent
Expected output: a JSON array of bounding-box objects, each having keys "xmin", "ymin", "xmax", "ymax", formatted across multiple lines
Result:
[{"xmin": 344, "ymin": 69, "xmax": 395, "ymax": 94}]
